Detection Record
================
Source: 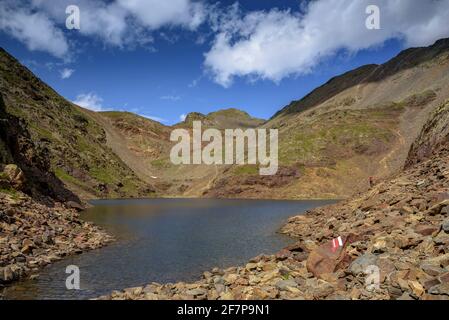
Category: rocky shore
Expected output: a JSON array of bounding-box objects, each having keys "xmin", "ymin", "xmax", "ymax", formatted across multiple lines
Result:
[
  {"xmin": 0, "ymin": 191, "xmax": 113, "ymax": 298},
  {"xmin": 99, "ymin": 148, "xmax": 449, "ymax": 300}
]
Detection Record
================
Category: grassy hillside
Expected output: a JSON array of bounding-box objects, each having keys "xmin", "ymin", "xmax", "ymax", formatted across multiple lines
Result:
[
  {"xmin": 0, "ymin": 48, "xmax": 154, "ymax": 200},
  {"xmin": 205, "ymin": 39, "xmax": 449, "ymax": 199},
  {"xmin": 1, "ymin": 39, "xmax": 449, "ymax": 201}
]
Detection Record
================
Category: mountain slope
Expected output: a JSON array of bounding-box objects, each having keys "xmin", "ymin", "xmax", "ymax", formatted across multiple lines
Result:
[
  {"xmin": 205, "ymin": 38, "xmax": 449, "ymax": 199},
  {"xmin": 0, "ymin": 48, "xmax": 154, "ymax": 200},
  {"xmin": 178, "ymin": 108, "xmax": 265, "ymax": 129},
  {"xmin": 98, "ymin": 109, "xmax": 264, "ymax": 197},
  {"xmin": 2, "ymin": 39, "xmax": 449, "ymax": 201}
]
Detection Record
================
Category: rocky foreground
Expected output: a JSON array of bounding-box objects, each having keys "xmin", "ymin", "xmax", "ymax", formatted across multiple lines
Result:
[
  {"xmin": 100, "ymin": 148, "xmax": 449, "ymax": 300},
  {"xmin": 0, "ymin": 191, "xmax": 113, "ymax": 298}
]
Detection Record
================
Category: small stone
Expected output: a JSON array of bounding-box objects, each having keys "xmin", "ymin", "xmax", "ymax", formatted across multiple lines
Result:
[
  {"xmin": 0, "ymin": 266, "xmax": 15, "ymax": 283},
  {"xmin": 275, "ymin": 279, "xmax": 298, "ymax": 291},
  {"xmin": 420, "ymin": 263, "xmax": 444, "ymax": 277},
  {"xmin": 429, "ymin": 283, "xmax": 449, "ymax": 296},
  {"xmin": 185, "ymin": 288, "xmax": 207, "ymax": 297},
  {"xmin": 442, "ymin": 219, "xmax": 449, "ymax": 233},
  {"xmin": 433, "ymin": 233, "xmax": 449, "ymax": 245},
  {"xmin": 408, "ymin": 280, "xmax": 424, "ymax": 297},
  {"xmin": 223, "ymin": 273, "xmax": 238, "ymax": 284},
  {"xmin": 245, "ymin": 263, "xmax": 258, "ymax": 271},
  {"xmin": 124, "ymin": 286, "xmax": 143, "ymax": 297},
  {"xmin": 214, "ymin": 284, "xmax": 225, "ymax": 294},
  {"xmin": 66, "ymin": 201, "xmax": 84, "ymax": 211},
  {"xmin": 400, "ymin": 206, "xmax": 415, "ymax": 215},
  {"xmin": 397, "ymin": 292, "xmax": 414, "ymax": 300},
  {"xmin": 219, "ymin": 291, "xmax": 235, "ymax": 300}
]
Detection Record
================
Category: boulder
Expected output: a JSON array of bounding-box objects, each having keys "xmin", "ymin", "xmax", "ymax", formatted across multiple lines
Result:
[
  {"xmin": 349, "ymin": 253, "xmax": 378, "ymax": 276},
  {"xmin": 2, "ymin": 164, "xmax": 26, "ymax": 189},
  {"xmin": 0, "ymin": 266, "xmax": 16, "ymax": 283},
  {"xmin": 442, "ymin": 219, "xmax": 449, "ymax": 233},
  {"xmin": 66, "ymin": 201, "xmax": 85, "ymax": 211},
  {"xmin": 429, "ymin": 283, "xmax": 449, "ymax": 296},
  {"xmin": 275, "ymin": 279, "xmax": 298, "ymax": 291},
  {"xmin": 415, "ymin": 224, "xmax": 439, "ymax": 236},
  {"xmin": 428, "ymin": 200, "xmax": 449, "ymax": 215},
  {"xmin": 306, "ymin": 235, "xmax": 353, "ymax": 278}
]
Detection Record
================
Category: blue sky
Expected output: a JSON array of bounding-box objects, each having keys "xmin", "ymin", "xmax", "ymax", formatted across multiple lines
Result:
[{"xmin": 1, "ymin": 0, "xmax": 449, "ymax": 124}]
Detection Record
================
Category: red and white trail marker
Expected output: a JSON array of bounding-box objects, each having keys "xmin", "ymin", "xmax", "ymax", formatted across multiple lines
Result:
[{"xmin": 331, "ymin": 236, "xmax": 343, "ymax": 253}]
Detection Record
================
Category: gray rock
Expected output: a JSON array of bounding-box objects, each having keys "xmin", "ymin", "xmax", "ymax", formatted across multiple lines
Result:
[
  {"xmin": 185, "ymin": 288, "xmax": 207, "ymax": 296},
  {"xmin": 397, "ymin": 292, "xmax": 415, "ymax": 300},
  {"xmin": 429, "ymin": 283, "xmax": 449, "ymax": 296},
  {"xmin": 0, "ymin": 266, "xmax": 15, "ymax": 283},
  {"xmin": 214, "ymin": 284, "xmax": 225, "ymax": 294},
  {"xmin": 442, "ymin": 218, "xmax": 449, "ymax": 233},
  {"xmin": 349, "ymin": 253, "xmax": 378, "ymax": 276},
  {"xmin": 275, "ymin": 279, "xmax": 298, "ymax": 291}
]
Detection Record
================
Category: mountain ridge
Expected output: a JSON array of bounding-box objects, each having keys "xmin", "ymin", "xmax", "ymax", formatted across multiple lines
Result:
[{"xmin": 1, "ymin": 38, "xmax": 449, "ymax": 201}]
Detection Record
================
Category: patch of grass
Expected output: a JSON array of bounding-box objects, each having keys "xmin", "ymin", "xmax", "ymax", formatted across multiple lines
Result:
[
  {"xmin": 233, "ymin": 165, "xmax": 259, "ymax": 175},
  {"xmin": 29, "ymin": 122, "xmax": 54, "ymax": 141},
  {"xmin": 151, "ymin": 158, "xmax": 171, "ymax": 169},
  {"xmin": 400, "ymin": 90, "xmax": 437, "ymax": 107},
  {"xmin": 89, "ymin": 167, "xmax": 116, "ymax": 184},
  {"xmin": 0, "ymin": 186, "xmax": 19, "ymax": 198}
]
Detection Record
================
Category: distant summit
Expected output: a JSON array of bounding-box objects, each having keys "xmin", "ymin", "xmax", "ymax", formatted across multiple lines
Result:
[{"xmin": 179, "ymin": 108, "xmax": 265, "ymax": 129}]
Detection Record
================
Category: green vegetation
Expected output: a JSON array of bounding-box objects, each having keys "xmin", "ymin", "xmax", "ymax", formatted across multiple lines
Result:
[
  {"xmin": 0, "ymin": 186, "xmax": 19, "ymax": 198},
  {"xmin": 151, "ymin": 159, "xmax": 171, "ymax": 169},
  {"xmin": 400, "ymin": 90, "xmax": 437, "ymax": 107},
  {"xmin": 279, "ymin": 108, "xmax": 396, "ymax": 165},
  {"xmin": 233, "ymin": 165, "xmax": 259, "ymax": 175}
]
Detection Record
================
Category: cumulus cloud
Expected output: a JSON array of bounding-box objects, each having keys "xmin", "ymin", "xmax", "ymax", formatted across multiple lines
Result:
[
  {"xmin": 32, "ymin": 0, "xmax": 205, "ymax": 47},
  {"xmin": 73, "ymin": 92, "xmax": 104, "ymax": 111},
  {"xmin": 180, "ymin": 113, "xmax": 187, "ymax": 121},
  {"xmin": 1, "ymin": 0, "xmax": 206, "ymax": 58},
  {"xmin": 204, "ymin": 0, "xmax": 449, "ymax": 87},
  {"xmin": 117, "ymin": 0, "xmax": 205, "ymax": 30},
  {"xmin": 0, "ymin": 1, "xmax": 69, "ymax": 58},
  {"xmin": 60, "ymin": 68, "xmax": 74, "ymax": 79}
]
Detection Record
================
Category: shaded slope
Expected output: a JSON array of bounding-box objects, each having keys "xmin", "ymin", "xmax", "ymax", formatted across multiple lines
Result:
[{"xmin": 0, "ymin": 48, "xmax": 154, "ymax": 200}]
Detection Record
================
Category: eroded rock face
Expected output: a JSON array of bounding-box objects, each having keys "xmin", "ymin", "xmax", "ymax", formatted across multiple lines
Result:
[{"xmin": 406, "ymin": 101, "xmax": 449, "ymax": 168}]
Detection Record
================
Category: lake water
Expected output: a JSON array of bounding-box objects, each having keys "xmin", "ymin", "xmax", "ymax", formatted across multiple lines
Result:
[{"xmin": 3, "ymin": 198, "xmax": 334, "ymax": 300}]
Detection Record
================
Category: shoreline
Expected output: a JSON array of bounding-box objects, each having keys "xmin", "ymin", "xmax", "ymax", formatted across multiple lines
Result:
[
  {"xmin": 0, "ymin": 192, "xmax": 114, "ymax": 299},
  {"xmin": 98, "ymin": 149, "xmax": 449, "ymax": 300},
  {"xmin": 3, "ymin": 144, "xmax": 449, "ymax": 301}
]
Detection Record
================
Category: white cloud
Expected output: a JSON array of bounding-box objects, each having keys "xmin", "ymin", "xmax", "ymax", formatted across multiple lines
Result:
[
  {"xmin": 30, "ymin": 0, "xmax": 205, "ymax": 49},
  {"xmin": 60, "ymin": 68, "xmax": 74, "ymax": 79},
  {"xmin": 180, "ymin": 114, "xmax": 187, "ymax": 121},
  {"xmin": 117, "ymin": 0, "xmax": 205, "ymax": 30},
  {"xmin": 204, "ymin": 0, "xmax": 449, "ymax": 87},
  {"xmin": 1, "ymin": 0, "xmax": 206, "ymax": 58},
  {"xmin": 0, "ymin": 1, "xmax": 69, "ymax": 58},
  {"xmin": 188, "ymin": 76, "xmax": 202, "ymax": 88},
  {"xmin": 160, "ymin": 95, "xmax": 181, "ymax": 101},
  {"xmin": 73, "ymin": 92, "xmax": 104, "ymax": 111}
]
